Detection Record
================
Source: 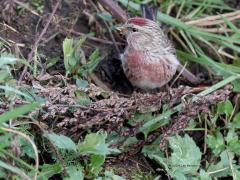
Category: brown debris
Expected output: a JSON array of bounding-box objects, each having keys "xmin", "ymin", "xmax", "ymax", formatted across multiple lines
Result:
[
  {"xmin": 23, "ymin": 81, "xmax": 231, "ymax": 144},
  {"xmin": 159, "ymin": 85, "xmax": 232, "ymax": 150}
]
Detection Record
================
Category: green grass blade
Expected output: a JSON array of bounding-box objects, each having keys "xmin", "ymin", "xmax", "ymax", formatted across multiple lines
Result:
[
  {"xmin": 0, "ymin": 102, "xmax": 39, "ymax": 124},
  {"xmin": 0, "ymin": 160, "xmax": 31, "ymax": 180},
  {"xmin": 0, "ymin": 85, "xmax": 33, "ymax": 100}
]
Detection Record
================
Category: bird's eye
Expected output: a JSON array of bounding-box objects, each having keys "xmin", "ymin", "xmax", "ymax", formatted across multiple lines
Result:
[{"xmin": 132, "ymin": 28, "xmax": 138, "ymax": 32}]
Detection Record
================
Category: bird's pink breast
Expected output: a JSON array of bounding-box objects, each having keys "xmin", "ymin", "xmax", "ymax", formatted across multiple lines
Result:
[{"xmin": 122, "ymin": 48, "xmax": 176, "ymax": 89}]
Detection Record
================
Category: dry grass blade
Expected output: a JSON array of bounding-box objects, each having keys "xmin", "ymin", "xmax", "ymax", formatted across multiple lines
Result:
[
  {"xmin": 13, "ymin": 0, "xmax": 40, "ymax": 16},
  {"xmin": 185, "ymin": 11, "xmax": 240, "ymax": 27},
  {"xmin": 198, "ymin": 27, "xmax": 234, "ymax": 33},
  {"xmin": 17, "ymin": 0, "xmax": 61, "ymax": 85}
]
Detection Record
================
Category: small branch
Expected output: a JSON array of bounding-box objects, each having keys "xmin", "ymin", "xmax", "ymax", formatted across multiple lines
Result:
[
  {"xmin": 91, "ymin": 0, "xmax": 121, "ymax": 55},
  {"xmin": 18, "ymin": 0, "xmax": 61, "ymax": 85},
  {"xmin": 98, "ymin": 0, "xmax": 128, "ymax": 23}
]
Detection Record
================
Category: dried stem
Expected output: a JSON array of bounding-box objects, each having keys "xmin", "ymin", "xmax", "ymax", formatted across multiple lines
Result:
[{"xmin": 18, "ymin": 0, "xmax": 61, "ymax": 85}]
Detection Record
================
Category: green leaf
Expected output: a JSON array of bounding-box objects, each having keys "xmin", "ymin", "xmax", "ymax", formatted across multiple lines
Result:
[
  {"xmin": 38, "ymin": 164, "xmax": 62, "ymax": 180},
  {"xmin": 225, "ymin": 128, "xmax": 237, "ymax": 144},
  {"xmin": 228, "ymin": 139, "xmax": 240, "ymax": 155},
  {"xmin": 97, "ymin": 12, "xmax": 113, "ymax": 22},
  {"xmin": 63, "ymin": 38, "xmax": 74, "ymax": 73},
  {"xmin": 0, "ymin": 53, "xmax": 18, "ymax": 67},
  {"xmin": 199, "ymin": 169, "xmax": 211, "ymax": 180},
  {"xmin": 74, "ymin": 91, "xmax": 91, "ymax": 106},
  {"xmin": 63, "ymin": 36, "xmax": 87, "ymax": 75},
  {"xmin": 232, "ymin": 80, "xmax": 240, "ymax": 92},
  {"xmin": 207, "ymin": 151, "xmax": 232, "ymax": 178},
  {"xmin": 86, "ymin": 155, "xmax": 104, "ymax": 177},
  {"xmin": 232, "ymin": 112, "xmax": 240, "ymax": 128},
  {"xmin": 140, "ymin": 110, "xmax": 171, "ymax": 138},
  {"xmin": 147, "ymin": 135, "xmax": 201, "ymax": 179},
  {"xmin": 103, "ymin": 171, "xmax": 125, "ymax": 180},
  {"xmin": 64, "ymin": 166, "xmax": 84, "ymax": 180},
  {"xmin": 46, "ymin": 57, "xmax": 59, "ymax": 69},
  {"xmin": 0, "ymin": 85, "xmax": 33, "ymax": 100},
  {"xmin": 122, "ymin": 136, "xmax": 138, "ymax": 150},
  {"xmin": 142, "ymin": 137, "xmax": 164, "ymax": 157},
  {"xmin": 19, "ymin": 138, "xmax": 35, "ymax": 159},
  {"xmin": 0, "ymin": 102, "xmax": 39, "ymax": 124},
  {"xmin": 0, "ymin": 160, "xmax": 30, "ymax": 180},
  {"xmin": 0, "ymin": 133, "xmax": 12, "ymax": 149},
  {"xmin": 217, "ymin": 100, "xmax": 233, "ymax": 117},
  {"xmin": 45, "ymin": 133, "xmax": 76, "ymax": 151},
  {"xmin": 75, "ymin": 78, "xmax": 88, "ymax": 88},
  {"xmin": 168, "ymin": 134, "xmax": 202, "ymax": 177},
  {"xmin": 207, "ymin": 131, "xmax": 225, "ymax": 155},
  {"xmin": 78, "ymin": 131, "xmax": 119, "ymax": 155},
  {"xmin": 146, "ymin": 154, "xmax": 170, "ymax": 176},
  {"xmin": 78, "ymin": 49, "xmax": 101, "ymax": 76}
]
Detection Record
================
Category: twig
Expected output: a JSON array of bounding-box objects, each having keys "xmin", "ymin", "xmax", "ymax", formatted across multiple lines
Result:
[
  {"xmin": 91, "ymin": 0, "xmax": 120, "ymax": 55},
  {"xmin": 18, "ymin": 0, "xmax": 61, "ymax": 85},
  {"xmin": 98, "ymin": 0, "xmax": 128, "ymax": 23},
  {"xmin": 63, "ymin": 28, "xmax": 124, "ymax": 45}
]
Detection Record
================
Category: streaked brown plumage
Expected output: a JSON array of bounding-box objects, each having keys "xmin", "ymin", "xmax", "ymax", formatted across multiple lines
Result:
[{"xmin": 121, "ymin": 17, "xmax": 181, "ymax": 90}]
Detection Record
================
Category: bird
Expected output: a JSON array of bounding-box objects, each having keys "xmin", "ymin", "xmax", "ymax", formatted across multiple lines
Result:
[{"xmin": 119, "ymin": 17, "xmax": 199, "ymax": 90}]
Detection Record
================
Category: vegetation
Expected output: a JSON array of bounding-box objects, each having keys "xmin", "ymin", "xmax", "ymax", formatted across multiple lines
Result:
[{"xmin": 0, "ymin": 0, "xmax": 239, "ymax": 179}]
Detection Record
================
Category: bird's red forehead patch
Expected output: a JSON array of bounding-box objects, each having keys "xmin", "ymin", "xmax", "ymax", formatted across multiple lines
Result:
[{"xmin": 128, "ymin": 17, "xmax": 147, "ymax": 26}]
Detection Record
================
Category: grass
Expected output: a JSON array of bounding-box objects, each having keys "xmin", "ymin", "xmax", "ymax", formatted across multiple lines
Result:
[{"xmin": 0, "ymin": 0, "xmax": 240, "ymax": 179}]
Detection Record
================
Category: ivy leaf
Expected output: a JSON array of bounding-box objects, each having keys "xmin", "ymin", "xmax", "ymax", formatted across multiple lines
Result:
[
  {"xmin": 207, "ymin": 151, "xmax": 232, "ymax": 178},
  {"xmin": 78, "ymin": 131, "xmax": 120, "ymax": 156},
  {"xmin": 64, "ymin": 166, "xmax": 84, "ymax": 180},
  {"xmin": 217, "ymin": 100, "xmax": 233, "ymax": 117},
  {"xmin": 142, "ymin": 137, "xmax": 164, "ymax": 157},
  {"xmin": 147, "ymin": 135, "xmax": 201, "ymax": 179},
  {"xmin": 76, "ymin": 78, "xmax": 88, "ymax": 88},
  {"xmin": 207, "ymin": 131, "xmax": 225, "ymax": 155},
  {"xmin": 199, "ymin": 169, "xmax": 211, "ymax": 180},
  {"xmin": 45, "ymin": 133, "xmax": 76, "ymax": 151},
  {"xmin": 168, "ymin": 134, "xmax": 202, "ymax": 177},
  {"xmin": 228, "ymin": 138, "xmax": 240, "ymax": 155}
]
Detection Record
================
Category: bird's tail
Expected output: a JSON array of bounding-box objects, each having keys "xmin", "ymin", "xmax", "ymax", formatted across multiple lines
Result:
[{"xmin": 140, "ymin": 4, "xmax": 158, "ymax": 22}]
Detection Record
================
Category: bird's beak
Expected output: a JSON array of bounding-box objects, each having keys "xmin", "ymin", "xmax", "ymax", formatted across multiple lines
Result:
[{"xmin": 116, "ymin": 24, "xmax": 131, "ymax": 34}]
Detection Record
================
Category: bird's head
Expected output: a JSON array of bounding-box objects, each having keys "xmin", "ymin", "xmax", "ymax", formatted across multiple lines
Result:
[{"xmin": 118, "ymin": 17, "xmax": 162, "ymax": 50}]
